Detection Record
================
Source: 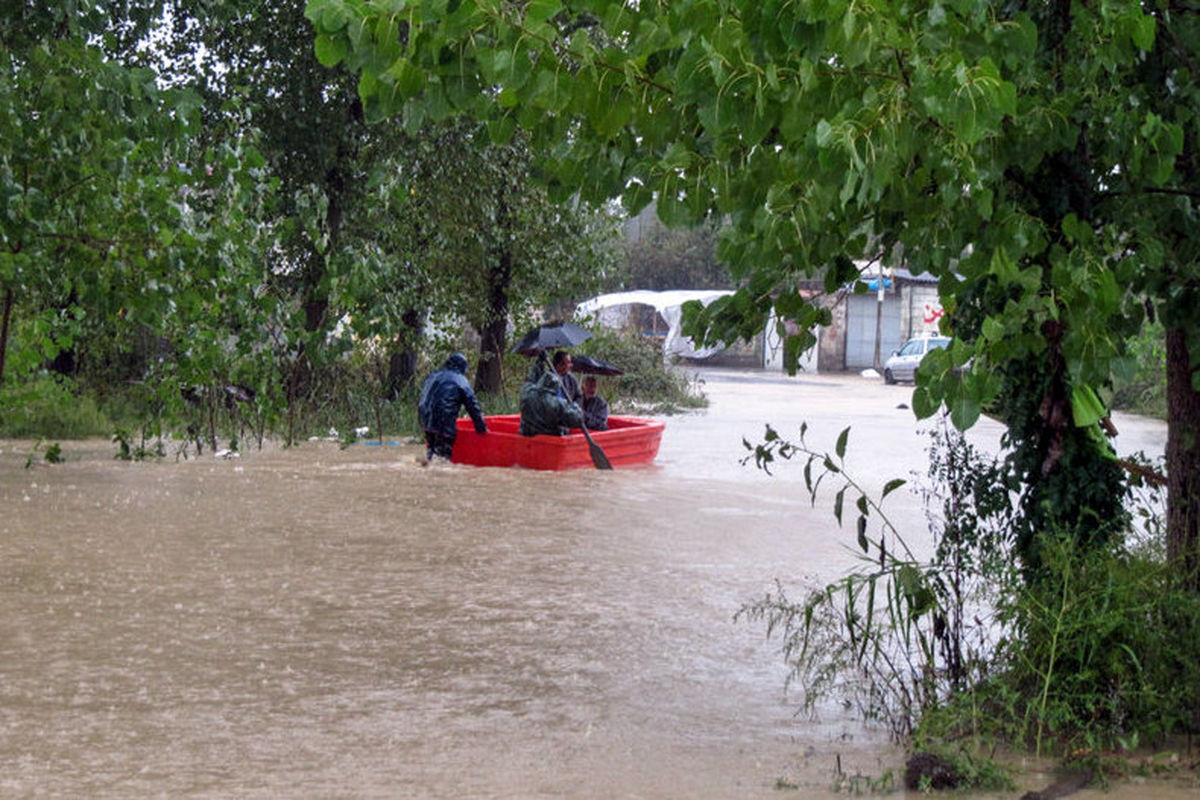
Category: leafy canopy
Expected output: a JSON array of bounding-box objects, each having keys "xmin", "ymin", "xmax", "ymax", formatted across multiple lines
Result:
[{"xmin": 306, "ymin": 0, "xmax": 1196, "ymax": 425}]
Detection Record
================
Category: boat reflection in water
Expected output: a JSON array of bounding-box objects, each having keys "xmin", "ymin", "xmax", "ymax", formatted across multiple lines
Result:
[{"xmin": 451, "ymin": 414, "xmax": 664, "ymax": 470}]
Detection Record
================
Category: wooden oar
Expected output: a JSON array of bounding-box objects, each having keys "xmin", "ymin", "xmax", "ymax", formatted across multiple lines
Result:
[{"xmin": 580, "ymin": 422, "xmax": 613, "ymax": 470}]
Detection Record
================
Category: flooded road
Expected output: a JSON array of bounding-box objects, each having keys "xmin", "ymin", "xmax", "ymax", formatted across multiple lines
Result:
[{"xmin": 0, "ymin": 369, "xmax": 1188, "ymax": 798}]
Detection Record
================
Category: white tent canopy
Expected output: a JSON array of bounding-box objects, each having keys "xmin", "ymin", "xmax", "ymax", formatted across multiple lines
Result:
[{"xmin": 575, "ymin": 290, "xmax": 734, "ymax": 359}]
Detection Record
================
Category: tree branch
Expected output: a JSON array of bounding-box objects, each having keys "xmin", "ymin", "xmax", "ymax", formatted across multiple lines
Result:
[
  {"xmin": 47, "ymin": 173, "xmax": 100, "ymax": 204},
  {"xmin": 495, "ymin": 9, "xmax": 675, "ymax": 95},
  {"xmin": 1117, "ymin": 458, "xmax": 1168, "ymax": 487},
  {"xmin": 1143, "ymin": 187, "xmax": 1200, "ymax": 199},
  {"xmin": 35, "ymin": 230, "xmax": 121, "ymax": 250},
  {"xmin": 1094, "ymin": 186, "xmax": 1200, "ymax": 203}
]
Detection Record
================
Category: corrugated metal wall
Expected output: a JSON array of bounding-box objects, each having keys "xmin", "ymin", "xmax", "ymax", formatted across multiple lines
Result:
[{"xmin": 845, "ymin": 293, "xmax": 902, "ymax": 368}]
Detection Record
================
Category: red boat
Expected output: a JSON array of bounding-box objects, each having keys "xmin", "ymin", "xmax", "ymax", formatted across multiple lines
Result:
[{"xmin": 451, "ymin": 414, "xmax": 664, "ymax": 470}]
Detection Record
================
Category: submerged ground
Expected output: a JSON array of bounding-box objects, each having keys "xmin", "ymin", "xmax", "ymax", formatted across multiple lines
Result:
[{"xmin": 0, "ymin": 368, "xmax": 1190, "ymax": 798}]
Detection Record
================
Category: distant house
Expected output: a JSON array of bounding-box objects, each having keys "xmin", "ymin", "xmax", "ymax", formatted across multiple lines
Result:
[
  {"xmin": 760, "ymin": 265, "xmax": 943, "ymax": 373},
  {"xmin": 818, "ymin": 267, "xmax": 943, "ymax": 371},
  {"xmin": 578, "ymin": 267, "xmax": 942, "ymax": 374}
]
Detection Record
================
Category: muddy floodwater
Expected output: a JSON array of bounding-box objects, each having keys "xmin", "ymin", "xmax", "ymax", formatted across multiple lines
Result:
[{"xmin": 1, "ymin": 369, "xmax": 1193, "ymax": 798}]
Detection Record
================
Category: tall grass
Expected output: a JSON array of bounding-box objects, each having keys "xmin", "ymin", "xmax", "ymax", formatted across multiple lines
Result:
[
  {"xmin": 0, "ymin": 374, "xmax": 112, "ymax": 438},
  {"xmin": 740, "ymin": 417, "xmax": 1200, "ymax": 777}
]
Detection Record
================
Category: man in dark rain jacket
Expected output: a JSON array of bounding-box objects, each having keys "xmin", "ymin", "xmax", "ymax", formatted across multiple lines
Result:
[
  {"xmin": 519, "ymin": 365, "xmax": 584, "ymax": 437},
  {"xmin": 417, "ymin": 353, "xmax": 487, "ymax": 461}
]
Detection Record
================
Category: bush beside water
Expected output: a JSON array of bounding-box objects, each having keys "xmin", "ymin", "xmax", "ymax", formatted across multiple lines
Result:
[
  {"xmin": 0, "ymin": 328, "xmax": 705, "ymax": 450},
  {"xmin": 740, "ymin": 419, "xmax": 1200, "ymax": 790}
]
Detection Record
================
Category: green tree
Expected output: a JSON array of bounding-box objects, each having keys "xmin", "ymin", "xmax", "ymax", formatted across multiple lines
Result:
[
  {"xmin": 154, "ymin": 2, "xmax": 616, "ymax": 400},
  {"xmin": 150, "ymin": 0, "xmax": 393, "ymax": 408},
  {"xmin": 338, "ymin": 119, "xmax": 619, "ymax": 395},
  {"xmin": 622, "ymin": 215, "xmax": 731, "ymax": 291},
  {"xmin": 0, "ymin": 3, "xmax": 268, "ymax": 404},
  {"xmin": 308, "ymin": 0, "xmax": 1199, "ymax": 584},
  {"xmin": 438, "ymin": 128, "xmax": 619, "ymax": 394}
]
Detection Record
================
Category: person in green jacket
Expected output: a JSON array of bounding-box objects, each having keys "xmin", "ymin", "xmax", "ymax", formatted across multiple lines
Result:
[{"xmin": 519, "ymin": 364, "xmax": 584, "ymax": 436}]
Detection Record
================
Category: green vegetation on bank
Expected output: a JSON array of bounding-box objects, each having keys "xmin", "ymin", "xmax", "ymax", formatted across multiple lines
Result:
[
  {"xmin": 741, "ymin": 420, "xmax": 1197, "ymax": 791},
  {"xmin": 1111, "ymin": 319, "xmax": 1169, "ymax": 420},
  {"xmin": 0, "ymin": 327, "xmax": 704, "ymax": 454}
]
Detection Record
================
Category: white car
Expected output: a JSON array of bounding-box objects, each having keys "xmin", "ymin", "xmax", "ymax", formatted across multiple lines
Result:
[{"xmin": 883, "ymin": 336, "xmax": 950, "ymax": 384}]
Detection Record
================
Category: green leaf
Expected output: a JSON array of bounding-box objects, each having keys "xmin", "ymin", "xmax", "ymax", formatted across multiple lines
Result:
[
  {"xmin": 497, "ymin": 87, "xmax": 519, "ymax": 108},
  {"xmin": 881, "ymin": 478, "xmax": 906, "ymax": 498},
  {"xmin": 981, "ymin": 316, "xmax": 1005, "ymax": 342},
  {"xmin": 815, "ymin": 119, "xmax": 834, "ymax": 148},
  {"xmin": 314, "ymin": 34, "xmax": 347, "ymax": 67},
  {"xmin": 835, "ymin": 426, "xmax": 849, "ymax": 459},
  {"xmin": 317, "ymin": 0, "xmax": 352, "ymax": 33},
  {"xmin": 1071, "ymin": 384, "xmax": 1106, "ymax": 427},
  {"xmin": 386, "ymin": 58, "xmax": 426, "ymax": 98},
  {"xmin": 834, "ymin": 487, "xmax": 845, "ymax": 525},
  {"xmin": 949, "ymin": 394, "xmax": 981, "ymax": 430},
  {"xmin": 1131, "ymin": 14, "xmax": 1156, "ymax": 50},
  {"xmin": 525, "ymin": 0, "xmax": 561, "ymax": 25},
  {"xmin": 486, "ymin": 115, "xmax": 516, "ymax": 144},
  {"xmin": 912, "ymin": 386, "xmax": 939, "ymax": 419}
]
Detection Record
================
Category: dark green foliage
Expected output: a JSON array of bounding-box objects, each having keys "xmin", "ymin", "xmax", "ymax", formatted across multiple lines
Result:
[
  {"xmin": 618, "ymin": 219, "xmax": 732, "ymax": 292},
  {"xmin": 112, "ymin": 427, "xmax": 165, "ymax": 461},
  {"xmin": 953, "ymin": 272, "xmax": 1129, "ymax": 576},
  {"xmin": 22, "ymin": 439, "xmax": 65, "ymax": 468},
  {"xmin": 743, "ymin": 417, "xmax": 1200, "ymax": 765},
  {"xmin": 987, "ymin": 537, "xmax": 1200, "ymax": 754},
  {"xmin": 1111, "ymin": 321, "xmax": 1168, "ymax": 419},
  {"xmin": 0, "ymin": 375, "xmax": 111, "ymax": 438},
  {"xmin": 920, "ymin": 538, "xmax": 1200, "ymax": 756},
  {"xmin": 996, "ymin": 353, "xmax": 1128, "ymax": 576}
]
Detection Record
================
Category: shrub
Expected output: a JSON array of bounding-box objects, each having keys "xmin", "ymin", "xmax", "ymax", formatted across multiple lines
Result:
[
  {"xmin": 0, "ymin": 373, "xmax": 111, "ymax": 438},
  {"xmin": 1111, "ymin": 321, "xmax": 1167, "ymax": 419},
  {"xmin": 575, "ymin": 327, "xmax": 706, "ymax": 413},
  {"xmin": 740, "ymin": 417, "xmax": 1200, "ymax": 770},
  {"xmin": 987, "ymin": 537, "xmax": 1200, "ymax": 755}
]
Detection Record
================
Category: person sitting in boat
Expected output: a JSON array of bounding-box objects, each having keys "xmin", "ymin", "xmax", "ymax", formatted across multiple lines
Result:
[
  {"xmin": 417, "ymin": 352, "xmax": 487, "ymax": 461},
  {"xmin": 519, "ymin": 366, "xmax": 584, "ymax": 437},
  {"xmin": 580, "ymin": 375, "xmax": 609, "ymax": 431},
  {"xmin": 552, "ymin": 350, "xmax": 582, "ymax": 405}
]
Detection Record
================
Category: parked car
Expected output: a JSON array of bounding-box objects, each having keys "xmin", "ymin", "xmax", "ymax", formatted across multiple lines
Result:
[{"xmin": 883, "ymin": 335, "xmax": 951, "ymax": 384}]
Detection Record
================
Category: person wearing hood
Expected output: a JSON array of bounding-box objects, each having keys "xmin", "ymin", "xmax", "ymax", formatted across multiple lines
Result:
[
  {"xmin": 418, "ymin": 353, "xmax": 487, "ymax": 461},
  {"xmin": 519, "ymin": 363, "xmax": 584, "ymax": 437}
]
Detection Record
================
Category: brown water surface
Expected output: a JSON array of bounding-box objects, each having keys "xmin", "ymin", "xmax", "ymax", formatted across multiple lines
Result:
[{"xmin": 0, "ymin": 369, "xmax": 1191, "ymax": 798}]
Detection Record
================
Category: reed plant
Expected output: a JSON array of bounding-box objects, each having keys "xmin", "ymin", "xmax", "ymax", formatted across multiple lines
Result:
[{"xmin": 740, "ymin": 417, "xmax": 1200, "ymax": 781}]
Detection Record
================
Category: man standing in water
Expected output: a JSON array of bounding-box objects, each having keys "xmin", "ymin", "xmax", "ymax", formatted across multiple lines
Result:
[{"xmin": 417, "ymin": 353, "xmax": 487, "ymax": 462}]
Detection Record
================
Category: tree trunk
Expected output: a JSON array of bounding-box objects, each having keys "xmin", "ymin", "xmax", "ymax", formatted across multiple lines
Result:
[
  {"xmin": 1166, "ymin": 326, "xmax": 1200, "ymax": 590},
  {"xmin": 475, "ymin": 253, "xmax": 510, "ymax": 393},
  {"xmin": 474, "ymin": 197, "xmax": 513, "ymax": 395},
  {"xmin": 475, "ymin": 311, "xmax": 507, "ymax": 394},
  {"xmin": 383, "ymin": 309, "xmax": 424, "ymax": 400},
  {"xmin": 0, "ymin": 287, "xmax": 13, "ymax": 389}
]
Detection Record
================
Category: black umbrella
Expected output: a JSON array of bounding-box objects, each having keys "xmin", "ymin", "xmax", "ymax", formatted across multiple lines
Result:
[
  {"xmin": 569, "ymin": 354, "xmax": 624, "ymax": 376},
  {"xmin": 511, "ymin": 321, "xmax": 593, "ymax": 355}
]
